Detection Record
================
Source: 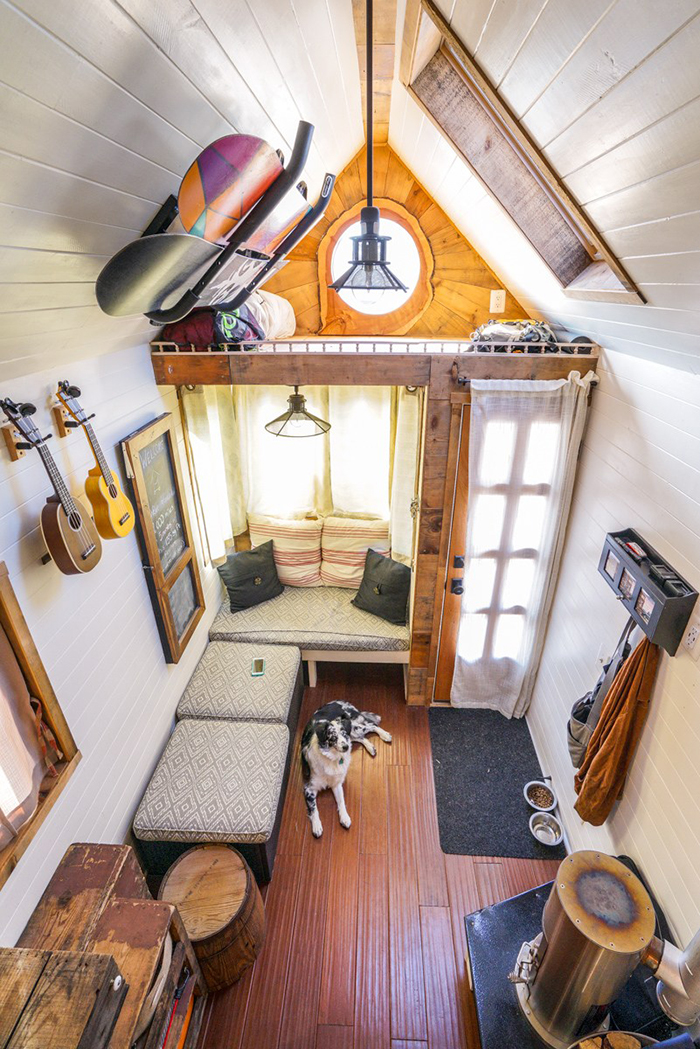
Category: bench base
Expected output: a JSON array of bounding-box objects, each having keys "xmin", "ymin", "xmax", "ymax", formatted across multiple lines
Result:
[{"xmin": 302, "ymin": 649, "xmax": 410, "ymax": 693}]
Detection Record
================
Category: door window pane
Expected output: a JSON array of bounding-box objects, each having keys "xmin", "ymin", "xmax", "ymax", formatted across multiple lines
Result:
[
  {"xmin": 457, "ymin": 614, "xmax": 488, "ymax": 662},
  {"xmin": 523, "ymin": 421, "xmax": 560, "ymax": 485},
  {"xmin": 493, "ymin": 613, "xmax": 525, "ymax": 661},
  {"xmin": 479, "ymin": 420, "xmax": 517, "ymax": 484},
  {"xmin": 463, "ymin": 558, "xmax": 497, "ymax": 612},
  {"xmin": 512, "ymin": 495, "xmax": 547, "ymax": 550},
  {"xmin": 471, "ymin": 494, "xmax": 506, "ymax": 554}
]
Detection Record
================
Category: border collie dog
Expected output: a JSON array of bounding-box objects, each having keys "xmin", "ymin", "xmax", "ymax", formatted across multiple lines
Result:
[{"xmin": 300, "ymin": 700, "xmax": 392, "ymax": 837}]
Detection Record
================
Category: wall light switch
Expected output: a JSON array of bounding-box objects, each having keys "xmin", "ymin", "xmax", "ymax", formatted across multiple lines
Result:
[{"xmin": 490, "ymin": 289, "xmax": 506, "ymax": 313}]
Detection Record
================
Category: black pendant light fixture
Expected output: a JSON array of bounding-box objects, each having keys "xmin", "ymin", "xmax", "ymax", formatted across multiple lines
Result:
[
  {"xmin": 264, "ymin": 386, "xmax": 331, "ymax": 438},
  {"xmin": 329, "ymin": 0, "xmax": 408, "ymax": 296}
]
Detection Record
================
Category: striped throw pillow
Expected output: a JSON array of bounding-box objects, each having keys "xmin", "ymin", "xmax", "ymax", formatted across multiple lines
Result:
[
  {"xmin": 320, "ymin": 517, "xmax": 390, "ymax": 588},
  {"xmin": 249, "ymin": 516, "xmax": 322, "ymax": 587}
]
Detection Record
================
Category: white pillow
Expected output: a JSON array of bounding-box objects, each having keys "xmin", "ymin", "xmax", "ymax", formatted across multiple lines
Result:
[
  {"xmin": 320, "ymin": 517, "xmax": 390, "ymax": 588},
  {"xmin": 249, "ymin": 515, "xmax": 322, "ymax": 587}
]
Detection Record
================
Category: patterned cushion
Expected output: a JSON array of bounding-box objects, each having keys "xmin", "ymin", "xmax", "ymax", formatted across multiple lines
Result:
[
  {"xmin": 320, "ymin": 517, "xmax": 390, "ymax": 588},
  {"xmin": 177, "ymin": 642, "xmax": 300, "ymax": 723},
  {"xmin": 210, "ymin": 585, "xmax": 410, "ymax": 651},
  {"xmin": 133, "ymin": 720, "xmax": 288, "ymax": 845},
  {"xmin": 248, "ymin": 515, "xmax": 322, "ymax": 587}
]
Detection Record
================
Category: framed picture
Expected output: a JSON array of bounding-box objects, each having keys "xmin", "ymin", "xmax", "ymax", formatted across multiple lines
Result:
[
  {"xmin": 122, "ymin": 414, "xmax": 205, "ymax": 663},
  {"xmin": 604, "ymin": 550, "xmax": 620, "ymax": 581},
  {"xmin": 635, "ymin": 588, "xmax": 655, "ymax": 625},
  {"xmin": 619, "ymin": 568, "xmax": 636, "ymax": 601}
]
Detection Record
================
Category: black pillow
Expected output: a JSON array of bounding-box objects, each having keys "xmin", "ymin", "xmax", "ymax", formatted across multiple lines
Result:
[
  {"xmin": 352, "ymin": 549, "xmax": 411, "ymax": 626},
  {"xmin": 217, "ymin": 541, "xmax": 283, "ymax": 613}
]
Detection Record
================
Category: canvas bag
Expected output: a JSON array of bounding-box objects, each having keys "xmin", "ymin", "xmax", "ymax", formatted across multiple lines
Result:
[{"xmin": 567, "ymin": 617, "xmax": 636, "ymax": 768}]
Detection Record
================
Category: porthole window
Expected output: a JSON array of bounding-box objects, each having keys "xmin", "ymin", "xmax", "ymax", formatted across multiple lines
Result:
[{"xmin": 330, "ymin": 217, "xmax": 421, "ymax": 316}]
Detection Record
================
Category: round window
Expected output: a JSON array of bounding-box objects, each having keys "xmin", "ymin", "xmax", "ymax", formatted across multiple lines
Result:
[{"xmin": 330, "ymin": 217, "xmax": 421, "ymax": 316}]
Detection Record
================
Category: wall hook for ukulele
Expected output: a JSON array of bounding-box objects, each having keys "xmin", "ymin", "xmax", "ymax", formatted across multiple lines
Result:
[{"xmin": 54, "ymin": 381, "xmax": 135, "ymax": 541}]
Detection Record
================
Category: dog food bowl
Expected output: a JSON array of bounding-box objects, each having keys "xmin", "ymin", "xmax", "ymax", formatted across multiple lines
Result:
[
  {"xmin": 567, "ymin": 1033, "xmax": 657, "ymax": 1048},
  {"xmin": 529, "ymin": 811, "xmax": 563, "ymax": 847},
  {"xmin": 523, "ymin": 780, "xmax": 557, "ymax": 812}
]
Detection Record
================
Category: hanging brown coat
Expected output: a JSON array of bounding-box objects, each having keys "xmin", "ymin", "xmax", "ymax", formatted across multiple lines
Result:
[{"xmin": 574, "ymin": 636, "xmax": 659, "ymax": 826}]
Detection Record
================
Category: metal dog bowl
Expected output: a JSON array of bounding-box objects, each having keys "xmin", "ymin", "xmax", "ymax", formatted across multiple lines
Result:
[
  {"xmin": 567, "ymin": 1034, "xmax": 657, "ymax": 1048},
  {"xmin": 523, "ymin": 779, "xmax": 557, "ymax": 812},
  {"xmin": 529, "ymin": 810, "xmax": 563, "ymax": 847}
]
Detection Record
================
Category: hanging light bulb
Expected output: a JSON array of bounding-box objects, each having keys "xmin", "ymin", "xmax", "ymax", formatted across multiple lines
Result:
[
  {"xmin": 264, "ymin": 386, "xmax": 331, "ymax": 438},
  {"xmin": 328, "ymin": 0, "xmax": 408, "ymax": 298}
]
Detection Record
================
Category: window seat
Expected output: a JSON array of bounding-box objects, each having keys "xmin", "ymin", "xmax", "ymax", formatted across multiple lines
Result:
[{"xmin": 209, "ymin": 585, "xmax": 410, "ymax": 686}]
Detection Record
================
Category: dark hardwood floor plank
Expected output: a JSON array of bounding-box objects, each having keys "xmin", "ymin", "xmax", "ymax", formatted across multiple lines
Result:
[
  {"xmin": 474, "ymin": 860, "xmax": 510, "ymax": 908},
  {"xmin": 444, "ymin": 855, "xmax": 482, "ymax": 1049},
  {"xmin": 354, "ymin": 853, "xmax": 390, "ymax": 1049},
  {"xmin": 360, "ymin": 732, "xmax": 389, "ymax": 856},
  {"xmin": 317, "ymin": 1025, "xmax": 354, "ymax": 1049},
  {"xmin": 420, "ymin": 905, "xmax": 467, "ymax": 1049},
  {"xmin": 407, "ymin": 707, "xmax": 449, "ymax": 907},
  {"xmin": 388, "ymin": 764, "xmax": 428, "ymax": 1042},
  {"xmin": 239, "ymin": 848, "xmax": 304, "ymax": 1049},
  {"xmin": 318, "ymin": 765, "xmax": 362, "ymax": 1026},
  {"xmin": 502, "ymin": 857, "xmax": 560, "ymax": 897},
  {"xmin": 277, "ymin": 807, "xmax": 334, "ymax": 1049},
  {"xmin": 391, "ymin": 1043, "xmax": 428, "ymax": 1048},
  {"xmin": 201, "ymin": 960, "xmax": 253, "ymax": 1049}
]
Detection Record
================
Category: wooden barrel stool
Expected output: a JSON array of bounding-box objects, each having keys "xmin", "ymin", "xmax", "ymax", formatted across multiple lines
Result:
[{"xmin": 158, "ymin": 844, "xmax": 265, "ymax": 993}]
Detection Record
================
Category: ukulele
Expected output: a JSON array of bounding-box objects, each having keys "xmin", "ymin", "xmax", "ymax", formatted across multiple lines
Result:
[
  {"xmin": 0, "ymin": 398, "xmax": 102, "ymax": 575},
  {"xmin": 55, "ymin": 381, "xmax": 134, "ymax": 541}
]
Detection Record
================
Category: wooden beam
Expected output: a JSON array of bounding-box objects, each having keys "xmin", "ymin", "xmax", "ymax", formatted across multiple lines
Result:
[{"xmin": 409, "ymin": 0, "xmax": 644, "ymax": 299}]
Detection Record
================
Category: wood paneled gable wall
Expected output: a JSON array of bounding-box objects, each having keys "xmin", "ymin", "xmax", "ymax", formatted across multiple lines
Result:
[{"xmin": 264, "ymin": 144, "xmax": 525, "ymax": 336}]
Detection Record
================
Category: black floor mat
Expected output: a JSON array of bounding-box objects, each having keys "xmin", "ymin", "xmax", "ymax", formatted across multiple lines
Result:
[{"xmin": 429, "ymin": 707, "xmax": 567, "ymax": 860}]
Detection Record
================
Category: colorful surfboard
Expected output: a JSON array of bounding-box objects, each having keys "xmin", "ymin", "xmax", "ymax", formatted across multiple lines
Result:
[{"xmin": 178, "ymin": 135, "xmax": 282, "ymax": 243}]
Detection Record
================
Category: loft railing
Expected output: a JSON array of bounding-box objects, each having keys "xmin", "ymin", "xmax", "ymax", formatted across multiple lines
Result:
[{"xmin": 151, "ymin": 337, "xmax": 599, "ymax": 357}]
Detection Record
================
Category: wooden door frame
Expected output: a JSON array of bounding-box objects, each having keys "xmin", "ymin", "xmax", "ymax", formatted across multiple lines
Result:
[{"xmin": 427, "ymin": 392, "xmax": 470, "ymax": 701}]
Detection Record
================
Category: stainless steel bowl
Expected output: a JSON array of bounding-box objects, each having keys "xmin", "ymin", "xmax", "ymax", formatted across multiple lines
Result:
[
  {"xmin": 523, "ymin": 779, "xmax": 557, "ymax": 812},
  {"xmin": 529, "ymin": 810, "xmax": 563, "ymax": 847},
  {"xmin": 567, "ymin": 1033, "xmax": 657, "ymax": 1048}
]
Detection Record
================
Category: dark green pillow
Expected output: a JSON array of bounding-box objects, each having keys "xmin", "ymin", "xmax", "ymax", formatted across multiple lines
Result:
[
  {"xmin": 352, "ymin": 549, "xmax": 411, "ymax": 625},
  {"xmin": 217, "ymin": 541, "xmax": 283, "ymax": 613}
]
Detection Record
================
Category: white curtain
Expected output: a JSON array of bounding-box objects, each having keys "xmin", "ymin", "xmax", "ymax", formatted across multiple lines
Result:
[
  {"xmin": 181, "ymin": 384, "xmax": 420, "ymax": 563},
  {"xmin": 451, "ymin": 372, "xmax": 594, "ymax": 718}
]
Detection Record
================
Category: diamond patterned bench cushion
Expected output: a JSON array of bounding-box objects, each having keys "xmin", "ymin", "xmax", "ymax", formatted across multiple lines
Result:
[
  {"xmin": 177, "ymin": 642, "xmax": 300, "ymax": 723},
  {"xmin": 133, "ymin": 720, "xmax": 289, "ymax": 845},
  {"xmin": 210, "ymin": 585, "xmax": 410, "ymax": 652}
]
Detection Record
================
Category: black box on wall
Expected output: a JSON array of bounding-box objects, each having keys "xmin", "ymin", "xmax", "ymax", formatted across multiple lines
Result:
[{"xmin": 598, "ymin": 528, "xmax": 698, "ymax": 655}]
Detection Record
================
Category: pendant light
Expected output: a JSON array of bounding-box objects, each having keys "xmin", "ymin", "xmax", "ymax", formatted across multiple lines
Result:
[
  {"xmin": 264, "ymin": 386, "xmax": 331, "ymax": 438},
  {"xmin": 329, "ymin": 0, "xmax": 408, "ymax": 297}
]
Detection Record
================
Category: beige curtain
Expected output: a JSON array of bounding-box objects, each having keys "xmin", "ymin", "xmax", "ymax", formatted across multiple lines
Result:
[
  {"xmin": 181, "ymin": 384, "xmax": 421, "ymax": 563},
  {"xmin": 0, "ymin": 627, "xmax": 45, "ymax": 849}
]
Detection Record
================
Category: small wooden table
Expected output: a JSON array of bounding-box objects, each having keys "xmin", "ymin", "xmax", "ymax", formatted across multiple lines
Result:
[{"xmin": 158, "ymin": 845, "xmax": 265, "ymax": 993}]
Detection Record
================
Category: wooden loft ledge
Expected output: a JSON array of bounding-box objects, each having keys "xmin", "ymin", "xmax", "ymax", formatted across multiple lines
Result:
[
  {"xmin": 400, "ymin": 0, "xmax": 646, "ymax": 306},
  {"xmin": 150, "ymin": 338, "xmax": 599, "ymax": 388}
]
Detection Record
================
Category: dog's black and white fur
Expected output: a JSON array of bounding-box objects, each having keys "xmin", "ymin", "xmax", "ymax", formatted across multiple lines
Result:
[{"xmin": 300, "ymin": 701, "xmax": 392, "ymax": 837}]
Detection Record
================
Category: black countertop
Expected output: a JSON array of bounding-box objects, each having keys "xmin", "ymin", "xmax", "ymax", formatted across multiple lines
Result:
[{"xmin": 465, "ymin": 880, "xmax": 682, "ymax": 1049}]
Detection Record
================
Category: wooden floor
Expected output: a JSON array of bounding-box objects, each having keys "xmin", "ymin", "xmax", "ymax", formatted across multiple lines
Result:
[{"xmin": 199, "ymin": 663, "xmax": 560, "ymax": 1049}]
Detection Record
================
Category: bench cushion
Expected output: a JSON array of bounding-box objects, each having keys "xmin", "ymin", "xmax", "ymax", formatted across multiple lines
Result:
[
  {"xmin": 133, "ymin": 720, "xmax": 289, "ymax": 845},
  {"xmin": 209, "ymin": 584, "xmax": 410, "ymax": 652},
  {"xmin": 177, "ymin": 641, "xmax": 301, "ymax": 723}
]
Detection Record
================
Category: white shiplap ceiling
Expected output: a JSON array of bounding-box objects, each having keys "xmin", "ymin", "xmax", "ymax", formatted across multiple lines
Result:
[
  {"xmin": 0, "ymin": 0, "xmax": 363, "ymax": 380},
  {"xmin": 389, "ymin": 0, "xmax": 700, "ymax": 373},
  {"xmin": 1, "ymin": 0, "xmax": 700, "ymax": 378}
]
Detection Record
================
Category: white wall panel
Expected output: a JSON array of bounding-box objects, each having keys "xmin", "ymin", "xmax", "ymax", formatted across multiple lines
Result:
[
  {"xmin": 0, "ymin": 343, "xmax": 220, "ymax": 945},
  {"xmin": 527, "ymin": 349, "xmax": 700, "ymax": 943}
]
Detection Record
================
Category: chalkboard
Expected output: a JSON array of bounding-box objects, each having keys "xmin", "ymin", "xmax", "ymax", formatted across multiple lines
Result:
[
  {"xmin": 168, "ymin": 563, "xmax": 197, "ymax": 641},
  {"xmin": 138, "ymin": 433, "xmax": 186, "ymax": 576},
  {"xmin": 122, "ymin": 413, "xmax": 204, "ymax": 663}
]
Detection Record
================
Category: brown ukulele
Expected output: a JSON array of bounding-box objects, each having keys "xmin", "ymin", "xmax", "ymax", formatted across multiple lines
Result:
[
  {"xmin": 55, "ymin": 380, "xmax": 134, "ymax": 540},
  {"xmin": 1, "ymin": 397, "xmax": 102, "ymax": 575}
]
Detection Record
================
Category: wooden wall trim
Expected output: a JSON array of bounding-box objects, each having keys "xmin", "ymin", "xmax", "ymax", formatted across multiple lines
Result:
[{"xmin": 408, "ymin": 0, "xmax": 644, "ymax": 299}]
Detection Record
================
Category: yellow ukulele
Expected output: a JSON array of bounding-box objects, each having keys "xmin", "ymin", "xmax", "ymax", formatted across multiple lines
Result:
[{"xmin": 55, "ymin": 380, "xmax": 135, "ymax": 540}]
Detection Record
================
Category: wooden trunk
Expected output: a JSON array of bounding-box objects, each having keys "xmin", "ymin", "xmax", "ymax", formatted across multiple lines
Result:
[{"xmin": 158, "ymin": 845, "xmax": 265, "ymax": 993}]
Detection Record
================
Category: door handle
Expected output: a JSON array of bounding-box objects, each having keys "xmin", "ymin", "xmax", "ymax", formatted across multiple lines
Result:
[
  {"xmin": 450, "ymin": 579, "xmax": 464, "ymax": 595},
  {"xmin": 453, "ymin": 555, "xmax": 465, "ymax": 569}
]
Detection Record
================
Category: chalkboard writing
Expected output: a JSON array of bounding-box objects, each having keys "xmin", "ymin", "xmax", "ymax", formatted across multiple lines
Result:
[
  {"xmin": 123, "ymin": 413, "xmax": 204, "ymax": 664},
  {"xmin": 168, "ymin": 565, "xmax": 197, "ymax": 640},
  {"xmin": 138, "ymin": 433, "xmax": 186, "ymax": 576}
]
